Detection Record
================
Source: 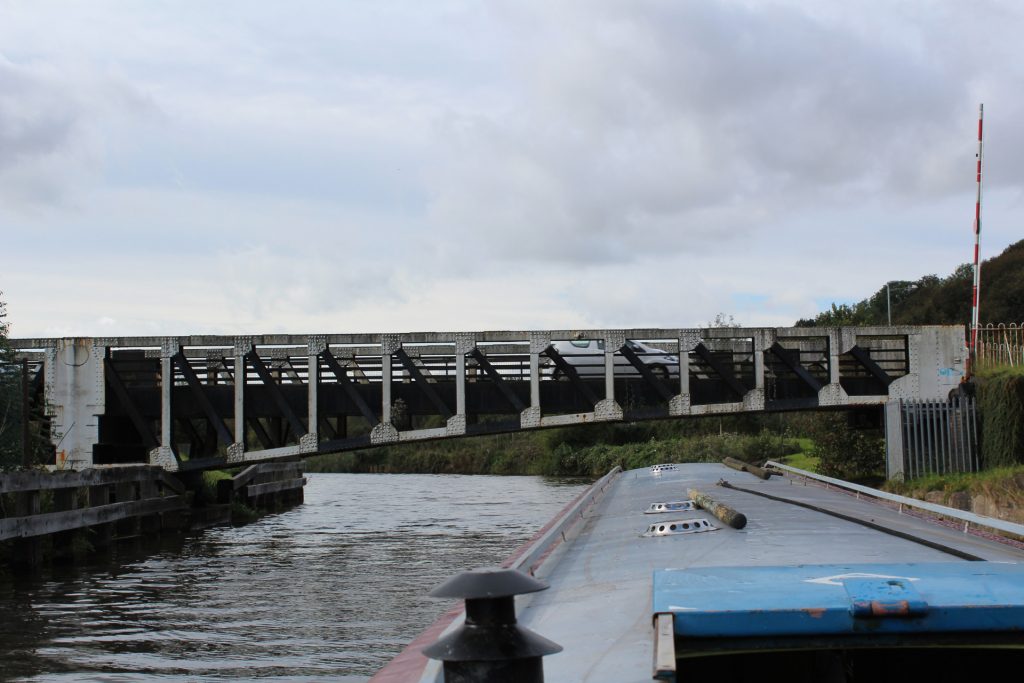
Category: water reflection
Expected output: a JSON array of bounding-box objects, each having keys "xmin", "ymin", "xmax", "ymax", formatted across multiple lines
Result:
[{"xmin": 0, "ymin": 473, "xmax": 588, "ymax": 681}]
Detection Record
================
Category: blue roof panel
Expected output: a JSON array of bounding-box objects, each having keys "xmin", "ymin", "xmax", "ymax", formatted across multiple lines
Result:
[{"xmin": 653, "ymin": 562, "xmax": 1024, "ymax": 638}]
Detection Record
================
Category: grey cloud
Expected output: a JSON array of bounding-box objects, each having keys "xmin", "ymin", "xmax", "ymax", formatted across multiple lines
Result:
[
  {"xmin": 426, "ymin": 1, "xmax": 1018, "ymax": 268},
  {"xmin": 0, "ymin": 60, "xmax": 80, "ymax": 163},
  {"xmin": 0, "ymin": 53, "xmax": 157, "ymax": 209}
]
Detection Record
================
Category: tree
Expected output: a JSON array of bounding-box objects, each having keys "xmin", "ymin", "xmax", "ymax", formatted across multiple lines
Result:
[
  {"xmin": 0, "ymin": 292, "xmax": 21, "ymax": 468},
  {"xmin": 707, "ymin": 313, "xmax": 740, "ymax": 328},
  {"xmin": 797, "ymin": 239, "xmax": 1024, "ymax": 328},
  {"xmin": 796, "ymin": 302, "xmax": 872, "ymax": 327}
]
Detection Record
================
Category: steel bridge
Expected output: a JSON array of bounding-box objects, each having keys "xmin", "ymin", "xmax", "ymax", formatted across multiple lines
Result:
[{"xmin": 11, "ymin": 326, "xmax": 966, "ymax": 472}]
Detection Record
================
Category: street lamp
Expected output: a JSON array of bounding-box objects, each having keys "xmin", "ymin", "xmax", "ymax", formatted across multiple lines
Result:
[{"xmin": 886, "ymin": 282, "xmax": 892, "ymax": 326}]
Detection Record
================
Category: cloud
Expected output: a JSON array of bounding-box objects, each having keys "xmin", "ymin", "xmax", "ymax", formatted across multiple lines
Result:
[
  {"xmin": 0, "ymin": 53, "xmax": 157, "ymax": 210},
  {"xmin": 2, "ymin": 1, "xmax": 1023, "ymax": 338},
  {"xmin": 425, "ymin": 1, "xmax": 1018, "ymax": 269}
]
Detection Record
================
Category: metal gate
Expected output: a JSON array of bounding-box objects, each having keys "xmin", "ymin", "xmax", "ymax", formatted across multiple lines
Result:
[{"xmin": 889, "ymin": 397, "xmax": 979, "ymax": 480}]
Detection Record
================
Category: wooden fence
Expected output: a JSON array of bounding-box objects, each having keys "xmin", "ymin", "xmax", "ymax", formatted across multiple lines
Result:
[
  {"xmin": 217, "ymin": 461, "xmax": 306, "ymax": 508},
  {"xmin": 0, "ymin": 466, "xmax": 186, "ymax": 543}
]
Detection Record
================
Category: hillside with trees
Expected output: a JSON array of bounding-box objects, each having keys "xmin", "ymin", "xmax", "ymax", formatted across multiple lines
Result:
[{"xmin": 796, "ymin": 239, "xmax": 1024, "ymax": 327}]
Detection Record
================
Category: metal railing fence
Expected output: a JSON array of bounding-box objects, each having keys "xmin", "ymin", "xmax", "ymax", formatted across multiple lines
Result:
[
  {"xmin": 900, "ymin": 396, "xmax": 979, "ymax": 479},
  {"xmin": 974, "ymin": 322, "xmax": 1024, "ymax": 369}
]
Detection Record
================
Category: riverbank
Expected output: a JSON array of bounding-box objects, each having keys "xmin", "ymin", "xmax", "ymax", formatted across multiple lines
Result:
[
  {"xmin": 884, "ymin": 465, "xmax": 1024, "ymax": 525},
  {"xmin": 305, "ymin": 423, "xmax": 808, "ymax": 477},
  {"xmin": 0, "ymin": 463, "xmax": 306, "ymax": 572}
]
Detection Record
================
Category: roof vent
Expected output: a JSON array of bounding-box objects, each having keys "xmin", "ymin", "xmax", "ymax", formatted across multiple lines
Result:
[
  {"xmin": 643, "ymin": 518, "xmax": 717, "ymax": 537},
  {"xmin": 650, "ymin": 464, "xmax": 679, "ymax": 475},
  {"xmin": 645, "ymin": 501, "xmax": 696, "ymax": 514}
]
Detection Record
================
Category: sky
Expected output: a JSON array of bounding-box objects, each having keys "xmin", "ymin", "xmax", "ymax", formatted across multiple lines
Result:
[{"xmin": 2, "ymin": 1, "xmax": 1022, "ymax": 338}]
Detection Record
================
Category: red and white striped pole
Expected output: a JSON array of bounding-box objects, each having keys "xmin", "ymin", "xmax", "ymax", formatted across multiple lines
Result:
[{"xmin": 968, "ymin": 103, "xmax": 984, "ymax": 377}]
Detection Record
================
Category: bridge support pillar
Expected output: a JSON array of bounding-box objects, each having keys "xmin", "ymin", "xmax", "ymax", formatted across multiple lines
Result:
[
  {"xmin": 376, "ymin": 334, "xmax": 401, "ymax": 439},
  {"xmin": 454, "ymin": 334, "xmax": 474, "ymax": 421},
  {"xmin": 150, "ymin": 338, "xmax": 178, "ymax": 469},
  {"xmin": 307, "ymin": 336, "xmax": 325, "ymax": 452},
  {"xmin": 47, "ymin": 338, "xmax": 106, "ymax": 469},
  {"xmin": 753, "ymin": 329, "xmax": 774, "ymax": 393},
  {"xmin": 675, "ymin": 331, "xmax": 701, "ymax": 413},
  {"xmin": 528, "ymin": 332, "xmax": 549, "ymax": 418},
  {"xmin": 826, "ymin": 328, "xmax": 843, "ymax": 386},
  {"xmin": 598, "ymin": 331, "xmax": 624, "ymax": 421},
  {"xmin": 233, "ymin": 337, "xmax": 251, "ymax": 450}
]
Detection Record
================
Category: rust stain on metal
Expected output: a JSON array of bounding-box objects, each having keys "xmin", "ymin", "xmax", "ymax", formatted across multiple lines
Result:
[
  {"xmin": 802, "ymin": 608, "xmax": 827, "ymax": 619},
  {"xmin": 870, "ymin": 600, "xmax": 912, "ymax": 617}
]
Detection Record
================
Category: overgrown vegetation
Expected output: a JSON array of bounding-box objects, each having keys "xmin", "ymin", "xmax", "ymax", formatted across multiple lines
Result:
[
  {"xmin": 885, "ymin": 464, "xmax": 1024, "ymax": 497},
  {"xmin": 0, "ymin": 293, "xmax": 21, "ymax": 470},
  {"xmin": 803, "ymin": 413, "xmax": 885, "ymax": 483},
  {"xmin": 197, "ymin": 470, "xmax": 233, "ymax": 505},
  {"xmin": 306, "ymin": 416, "xmax": 810, "ymax": 477},
  {"xmin": 883, "ymin": 465, "xmax": 1024, "ymax": 522},
  {"xmin": 976, "ymin": 365, "xmax": 1024, "ymax": 468},
  {"xmin": 540, "ymin": 429, "xmax": 801, "ymax": 477},
  {"xmin": 0, "ymin": 294, "xmax": 53, "ymax": 470}
]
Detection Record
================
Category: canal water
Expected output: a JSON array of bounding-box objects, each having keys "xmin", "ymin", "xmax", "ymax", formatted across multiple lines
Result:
[{"xmin": 0, "ymin": 473, "xmax": 589, "ymax": 681}]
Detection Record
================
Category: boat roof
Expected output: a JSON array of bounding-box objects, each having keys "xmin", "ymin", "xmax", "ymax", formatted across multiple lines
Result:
[
  {"xmin": 520, "ymin": 463, "xmax": 1024, "ymax": 682},
  {"xmin": 378, "ymin": 463, "xmax": 1024, "ymax": 683}
]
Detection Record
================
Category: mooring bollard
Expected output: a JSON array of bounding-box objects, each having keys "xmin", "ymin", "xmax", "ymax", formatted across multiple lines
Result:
[{"xmin": 422, "ymin": 567, "xmax": 563, "ymax": 683}]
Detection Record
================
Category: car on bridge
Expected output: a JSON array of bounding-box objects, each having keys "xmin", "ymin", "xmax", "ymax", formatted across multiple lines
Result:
[{"xmin": 544, "ymin": 339, "xmax": 679, "ymax": 380}]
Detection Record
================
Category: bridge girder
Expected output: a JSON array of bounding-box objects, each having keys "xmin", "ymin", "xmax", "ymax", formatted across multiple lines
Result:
[{"xmin": 10, "ymin": 325, "xmax": 967, "ymax": 472}]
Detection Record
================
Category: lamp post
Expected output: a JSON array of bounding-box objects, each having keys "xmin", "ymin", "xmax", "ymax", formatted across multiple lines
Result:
[{"xmin": 886, "ymin": 282, "xmax": 892, "ymax": 326}]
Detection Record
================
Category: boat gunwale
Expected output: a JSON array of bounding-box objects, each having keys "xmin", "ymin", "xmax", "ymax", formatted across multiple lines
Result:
[{"xmin": 368, "ymin": 467, "xmax": 621, "ymax": 683}]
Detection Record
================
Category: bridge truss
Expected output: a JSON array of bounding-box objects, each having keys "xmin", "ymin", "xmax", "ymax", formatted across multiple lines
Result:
[{"xmin": 11, "ymin": 326, "xmax": 966, "ymax": 472}]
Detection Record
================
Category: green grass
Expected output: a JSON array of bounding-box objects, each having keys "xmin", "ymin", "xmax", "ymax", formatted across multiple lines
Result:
[
  {"xmin": 884, "ymin": 464, "xmax": 1024, "ymax": 497},
  {"xmin": 197, "ymin": 469, "xmax": 233, "ymax": 504},
  {"xmin": 773, "ymin": 437, "xmax": 819, "ymax": 472},
  {"xmin": 975, "ymin": 363, "xmax": 1024, "ymax": 379},
  {"xmin": 776, "ymin": 452, "xmax": 820, "ymax": 473}
]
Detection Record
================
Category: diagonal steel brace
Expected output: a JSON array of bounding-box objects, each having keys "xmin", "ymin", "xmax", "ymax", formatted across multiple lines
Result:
[
  {"xmin": 394, "ymin": 348, "xmax": 453, "ymax": 420},
  {"xmin": 618, "ymin": 343, "xmax": 675, "ymax": 402},
  {"xmin": 467, "ymin": 348, "xmax": 527, "ymax": 413},
  {"xmin": 768, "ymin": 342, "xmax": 825, "ymax": 392},
  {"xmin": 322, "ymin": 348, "xmax": 380, "ymax": 426},
  {"xmin": 245, "ymin": 350, "xmax": 308, "ymax": 438},
  {"xmin": 693, "ymin": 343, "xmax": 748, "ymax": 399}
]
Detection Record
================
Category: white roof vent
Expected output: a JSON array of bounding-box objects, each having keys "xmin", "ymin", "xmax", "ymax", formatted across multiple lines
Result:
[
  {"xmin": 645, "ymin": 501, "xmax": 696, "ymax": 514},
  {"xmin": 643, "ymin": 518, "xmax": 717, "ymax": 537}
]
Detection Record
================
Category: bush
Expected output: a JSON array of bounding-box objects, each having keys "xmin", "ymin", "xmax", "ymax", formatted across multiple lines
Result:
[
  {"xmin": 807, "ymin": 413, "xmax": 884, "ymax": 481},
  {"xmin": 976, "ymin": 369, "xmax": 1024, "ymax": 467}
]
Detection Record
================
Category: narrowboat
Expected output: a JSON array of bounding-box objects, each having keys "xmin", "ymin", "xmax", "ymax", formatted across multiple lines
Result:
[{"xmin": 372, "ymin": 461, "xmax": 1024, "ymax": 682}]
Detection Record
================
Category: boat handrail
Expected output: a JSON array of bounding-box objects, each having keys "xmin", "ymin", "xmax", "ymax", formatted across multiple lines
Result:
[
  {"xmin": 509, "ymin": 465, "xmax": 622, "ymax": 575},
  {"xmin": 765, "ymin": 460, "xmax": 1024, "ymax": 538}
]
